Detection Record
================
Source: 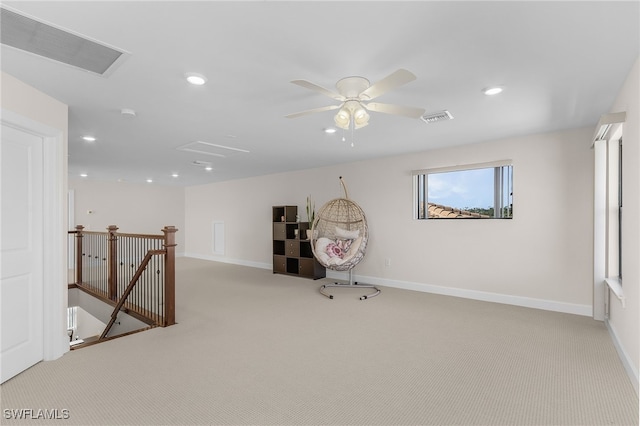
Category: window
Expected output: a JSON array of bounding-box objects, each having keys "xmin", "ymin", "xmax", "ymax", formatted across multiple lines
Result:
[
  {"xmin": 617, "ymin": 138, "xmax": 623, "ymax": 280},
  {"xmin": 413, "ymin": 161, "xmax": 513, "ymax": 219},
  {"xmin": 603, "ymin": 135, "xmax": 623, "ymax": 283},
  {"xmin": 592, "ymin": 112, "xmax": 626, "ymax": 317}
]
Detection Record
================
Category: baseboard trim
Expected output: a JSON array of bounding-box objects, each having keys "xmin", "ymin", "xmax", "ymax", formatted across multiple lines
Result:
[
  {"xmin": 326, "ymin": 270, "xmax": 592, "ymax": 317},
  {"xmin": 182, "ymin": 255, "xmax": 592, "ymax": 317},
  {"xmin": 605, "ymin": 319, "xmax": 639, "ymax": 396},
  {"xmin": 183, "ymin": 253, "xmax": 271, "ymax": 270}
]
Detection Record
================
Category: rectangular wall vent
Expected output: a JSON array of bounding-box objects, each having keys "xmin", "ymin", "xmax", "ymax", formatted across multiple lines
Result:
[
  {"xmin": 421, "ymin": 110, "xmax": 454, "ymax": 124},
  {"xmin": 1, "ymin": 7, "xmax": 128, "ymax": 76}
]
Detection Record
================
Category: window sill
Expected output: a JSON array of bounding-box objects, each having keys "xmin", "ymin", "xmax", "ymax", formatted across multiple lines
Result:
[{"xmin": 605, "ymin": 277, "xmax": 625, "ymax": 308}]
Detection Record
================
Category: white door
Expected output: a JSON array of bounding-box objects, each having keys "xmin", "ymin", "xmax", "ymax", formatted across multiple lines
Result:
[{"xmin": 0, "ymin": 123, "xmax": 44, "ymax": 383}]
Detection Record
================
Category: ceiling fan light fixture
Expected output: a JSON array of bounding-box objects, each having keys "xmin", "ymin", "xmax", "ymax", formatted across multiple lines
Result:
[
  {"xmin": 288, "ymin": 69, "xmax": 422, "ymax": 130},
  {"xmin": 353, "ymin": 107, "xmax": 370, "ymax": 128},
  {"xmin": 334, "ymin": 108, "xmax": 351, "ymax": 130}
]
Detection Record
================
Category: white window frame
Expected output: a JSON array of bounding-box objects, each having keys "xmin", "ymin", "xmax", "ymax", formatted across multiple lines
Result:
[
  {"xmin": 412, "ymin": 160, "xmax": 513, "ymax": 220},
  {"xmin": 592, "ymin": 112, "xmax": 625, "ymax": 319}
]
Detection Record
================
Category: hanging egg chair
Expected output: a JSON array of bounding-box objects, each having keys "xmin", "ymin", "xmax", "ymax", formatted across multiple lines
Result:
[{"xmin": 311, "ymin": 177, "xmax": 380, "ymax": 300}]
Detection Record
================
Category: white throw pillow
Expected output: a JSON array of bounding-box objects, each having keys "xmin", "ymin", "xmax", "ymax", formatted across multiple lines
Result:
[{"xmin": 335, "ymin": 226, "xmax": 359, "ymax": 240}]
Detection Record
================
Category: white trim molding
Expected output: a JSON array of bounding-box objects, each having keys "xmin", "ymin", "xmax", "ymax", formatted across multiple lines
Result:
[
  {"xmin": 591, "ymin": 111, "xmax": 626, "ymax": 147},
  {"xmin": 604, "ymin": 277, "xmax": 625, "ymax": 308},
  {"xmin": 328, "ymin": 271, "xmax": 592, "ymax": 316},
  {"xmin": 411, "ymin": 159, "xmax": 512, "ymax": 176},
  {"xmin": 605, "ymin": 319, "xmax": 639, "ymax": 396}
]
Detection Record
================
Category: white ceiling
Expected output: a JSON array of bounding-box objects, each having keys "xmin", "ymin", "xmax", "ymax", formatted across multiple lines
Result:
[{"xmin": 2, "ymin": 1, "xmax": 638, "ymax": 187}]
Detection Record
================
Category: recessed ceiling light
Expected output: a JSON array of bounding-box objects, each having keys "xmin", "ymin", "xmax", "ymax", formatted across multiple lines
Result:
[
  {"xmin": 205, "ymin": 166, "xmax": 213, "ymax": 171},
  {"xmin": 185, "ymin": 73, "xmax": 207, "ymax": 85},
  {"xmin": 82, "ymin": 136, "xmax": 96, "ymax": 142},
  {"xmin": 146, "ymin": 179, "xmax": 153, "ymax": 183},
  {"xmin": 80, "ymin": 173, "xmax": 88, "ymax": 177},
  {"xmin": 171, "ymin": 173, "xmax": 179, "ymax": 178},
  {"xmin": 483, "ymin": 87, "xmax": 504, "ymax": 96},
  {"xmin": 324, "ymin": 128, "xmax": 337, "ymax": 134}
]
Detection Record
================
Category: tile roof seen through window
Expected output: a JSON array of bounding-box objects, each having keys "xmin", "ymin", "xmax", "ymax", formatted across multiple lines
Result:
[{"xmin": 427, "ymin": 203, "xmax": 491, "ymax": 219}]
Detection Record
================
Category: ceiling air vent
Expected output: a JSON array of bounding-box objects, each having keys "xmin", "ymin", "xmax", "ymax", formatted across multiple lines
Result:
[
  {"xmin": 421, "ymin": 110, "xmax": 454, "ymax": 124},
  {"xmin": 177, "ymin": 141, "xmax": 250, "ymax": 158},
  {"xmin": 0, "ymin": 7, "xmax": 129, "ymax": 76}
]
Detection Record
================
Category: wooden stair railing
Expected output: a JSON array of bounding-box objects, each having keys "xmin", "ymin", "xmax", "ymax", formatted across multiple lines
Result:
[
  {"xmin": 68, "ymin": 225, "xmax": 177, "ymax": 341},
  {"xmin": 100, "ymin": 249, "xmax": 163, "ymax": 340}
]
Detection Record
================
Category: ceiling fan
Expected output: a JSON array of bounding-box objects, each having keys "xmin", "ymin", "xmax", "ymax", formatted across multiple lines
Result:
[{"xmin": 286, "ymin": 69, "xmax": 425, "ymax": 130}]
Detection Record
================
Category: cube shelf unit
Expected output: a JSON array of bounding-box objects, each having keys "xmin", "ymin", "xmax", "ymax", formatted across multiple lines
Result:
[{"xmin": 272, "ymin": 205, "xmax": 325, "ymax": 280}]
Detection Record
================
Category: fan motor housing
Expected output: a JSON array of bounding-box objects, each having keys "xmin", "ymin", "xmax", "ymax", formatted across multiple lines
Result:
[{"xmin": 336, "ymin": 76, "xmax": 370, "ymax": 99}]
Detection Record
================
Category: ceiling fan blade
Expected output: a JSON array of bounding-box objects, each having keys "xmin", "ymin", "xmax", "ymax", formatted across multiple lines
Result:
[
  {"xmin": 363, "ymin": 102, "xmax": 425, "ymax": 119},
  {"xmin": 291, "ymin": 80, "xmax": 345, "ymax": 101},
  {"xmin": 285, "ymin": 104, "xmax": 341, "ymax": 119},
  {"xmin": 359, "ymin": 69, "xmax": 417, "ymax": 100}
]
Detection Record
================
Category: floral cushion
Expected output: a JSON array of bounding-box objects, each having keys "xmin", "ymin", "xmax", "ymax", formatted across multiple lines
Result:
[
  {"xmin": 325, "ymin": 239, "xmax": 352, "ymax": 258},
  {"xmin": 315, "ymin": 236, "xmax": 363, "ymax": 266}
]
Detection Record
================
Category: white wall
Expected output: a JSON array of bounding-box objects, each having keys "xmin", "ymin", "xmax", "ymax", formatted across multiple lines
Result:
[
  {"xmin": 68, "ymin": 178, "xmax": 186, "ymax": 252},
  {"xmin": 606, "ymin": 57, "xmax": 639, "ymax": 387},
  {"xmin": 75, "ymin": 307, "xmax": 106, "ymax": 341},
  {"xmin": 68, "ymin": 288, "xmax": 148, "ymax": 339},
  {"xmin": 185, "ymin": 126, "xmax": 594, "ymax": 315}
]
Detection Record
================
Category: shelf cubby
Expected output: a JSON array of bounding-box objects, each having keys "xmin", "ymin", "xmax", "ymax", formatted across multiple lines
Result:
[{"xmin": 272, "ymin": 205, "xmax": 325, "ymax": 280}]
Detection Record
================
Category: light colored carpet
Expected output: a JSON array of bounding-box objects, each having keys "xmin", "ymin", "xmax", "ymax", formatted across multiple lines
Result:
[{"xmin": 1, "ymin": 257, "xmax": 638, "ymax": 425}]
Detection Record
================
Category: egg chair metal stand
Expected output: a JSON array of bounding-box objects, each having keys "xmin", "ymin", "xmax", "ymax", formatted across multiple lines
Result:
[{"xmin": 311, "ymin": 177, "xmax": 380, "ymax": 300}]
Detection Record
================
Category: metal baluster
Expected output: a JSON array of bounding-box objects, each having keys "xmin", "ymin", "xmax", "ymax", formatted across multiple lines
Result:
[
  {"xmin": 157, "ymin": 242, "xmax": 160, "ymax": 323},
  {"xmin": 102, "ymin": 233, "xmax": 107, "ymax": 294},
  {"xmin": 146, "ymin": 238, "xmax": 149, "ymax": 318}
]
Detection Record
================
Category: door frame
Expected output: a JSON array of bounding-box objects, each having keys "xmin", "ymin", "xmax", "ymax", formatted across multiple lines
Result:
[{"xmin": 2, "ymin": 108, "xmax": 67, "ymax": 361}]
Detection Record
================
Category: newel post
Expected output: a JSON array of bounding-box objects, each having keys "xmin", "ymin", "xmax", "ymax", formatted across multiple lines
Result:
[
  {"xmin": 107, "ymin": 225, "xmax": 119, "ymax": 301},
  {"xmin": 162, "ymin": 226, "xmax": 177, "ymax": 326},
  {"xmin": 75, "ymin": 225, "xmax": 84, "ymax": 285}
]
